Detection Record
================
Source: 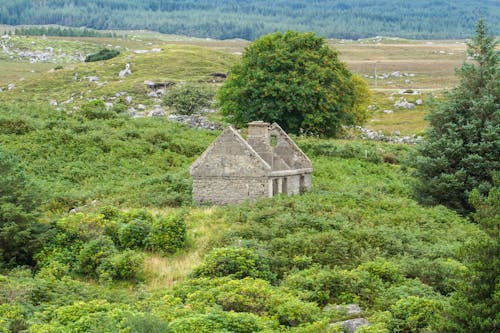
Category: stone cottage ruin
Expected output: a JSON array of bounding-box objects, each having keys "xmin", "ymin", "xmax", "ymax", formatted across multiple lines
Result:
[{"xmin": 190, "ymin": 121, "xmax": 312, "ymax": 205}]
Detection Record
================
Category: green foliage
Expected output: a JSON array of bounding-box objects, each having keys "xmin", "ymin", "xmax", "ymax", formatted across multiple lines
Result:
[
  {"xmin": 0, "ymin": 303, "xmax": 28, "ymax": 333},
  {"xmin": 0, "ymin": 103, "xmax": 208, "ymax": 208},
  {"xmin": 84, "ymin": 48, "xmax": 120, "ymax": 62},
  {"xmin": 0, "ymin": 117, "xmax": 34, "ymax": 135},
  {"xmin": 0, "ymin": 149, "xmax": 47, "ymax": 267},
  {"xmin": 35, "ymin": 208, "xmax": 186, "ymax": 283},
  {"xmin": 163, "ymin": 84, "xmax": 215, "ymax": 115},
  {"xmin": 444, "ymin": 180, "xmax": 499, "ymax": 332},
  {"xmin": 282, "ymin": 265, "xmax": 384, "ymax": 306},
  {"xmin": 147, "ymin": 213, "xmax": 187, "ymax": 254},
  {"xmin": 77, "ymin": 236, "xmax": 117, "ymax": 277},
  {"xmin": 388, "ymin": 296, "xmax": 441, "ymax": 332},
  {"xmin": 97, "ymin": 249, "xmax": 144, "ymax": 282},
  {"xmin": 168, "ymin": 309, "xmax": 270, "ymax": 333},
  {"xmin": 217, "ymin": 30, "xmax": 369, "ymax": 137},
  {"xmin": 412, "ymin": 19, "xmax": 499, "ymax": 214},
  {"xmin": 117, "ymin": 210, "xmax": 153, "ymax": 249},
  {"xmin": 80, "ymin": 99, "xmax": 117, "ymax": 120},
  {"xmin": 191, "ymin": 247, "xmax": 275, "ymax": 281}
]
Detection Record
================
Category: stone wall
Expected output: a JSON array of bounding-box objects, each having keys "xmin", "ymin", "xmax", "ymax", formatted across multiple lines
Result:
[{"xmin": 193, "ymin": 176, "xmax": 268, "ymax": 205}]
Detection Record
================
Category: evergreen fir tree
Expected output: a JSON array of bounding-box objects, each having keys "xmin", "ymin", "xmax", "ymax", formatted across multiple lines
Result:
[{"xmin": 412, "ymin": 18, "xmax": 499, "ymax": 214}]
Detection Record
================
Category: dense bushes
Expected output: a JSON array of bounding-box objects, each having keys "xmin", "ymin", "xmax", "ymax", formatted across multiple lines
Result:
[
  {"xmin": 85, "ymin": 48, "xmax": 120, "ymax": 62},
  {"xmin": 36, "ymin": 208, "xmax": 186, "ymax": 282},
  {"xmin": 191, "ymin": 247, "xmax": 275, "ymax": 281},
  {"xmin": 0, "ymin": 103, "xmax": 210, "ymax": 208}
]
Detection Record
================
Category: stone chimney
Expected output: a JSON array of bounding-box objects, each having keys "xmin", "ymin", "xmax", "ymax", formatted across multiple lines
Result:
[{"xmin": 246, "ymin": 121, "xmax": 273, "ymax": 165}]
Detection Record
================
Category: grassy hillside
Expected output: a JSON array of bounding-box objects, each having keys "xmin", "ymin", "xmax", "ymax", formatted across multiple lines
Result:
[
  {"xmin": 0, "ymin": 101, "xmax": 486, "ymax": 331},
  {"xmin": 0, "ymin": 34, "xmax": 494, "ymax": 332}
]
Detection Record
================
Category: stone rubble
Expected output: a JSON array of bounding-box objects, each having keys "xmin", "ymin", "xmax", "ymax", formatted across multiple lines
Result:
[
  {"xmin": 167, "ymin": 114, "xmax": 223, "ymax": 130},
  {"xmin": 353, "ymin": 126, "xmax": 423, "ymax": 144}
]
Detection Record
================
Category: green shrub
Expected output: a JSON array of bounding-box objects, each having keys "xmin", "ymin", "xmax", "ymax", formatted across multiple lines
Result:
[
  {"xmin": 147, "ymin": 213, "xmax": 186, "ymax": 254},
  {"xmin": 388, "ymin": 296, "xmax": 442, "ymax": 333},
  {"xmin": 401, "ymin": 258, "xmax": 467, "ymax": 295},
  {"xmin": 0, "ymin": 117, "xmax": 34, "ymax": 135},
  {"xmin": 191, "ymin": 247, "xmax": 275, "ymax": 281},
  {"xmin": 214, "ymin": 278, "xmax": 272, "ymax": 314},
  {"xmin": 122, "ymin": 314, "xmax": 171, "ymax": 333},
  {"xmin": 56, "ymin": 213, "xmax": 107, "ymax": 241},
  {"xmin": 268, "ymin": 294, "xmax": 320, "ymax": 327},
  {"xmin": 97, "ymin": 250, "xmax": 144, "ymax": 282},
  {"xmin": 77, "ymin": 237, "xmax": 117, "ymax": 276},
  {"xmin": 85, "ymin": 48, "xmax": 120, "ymax": 62},
  {"xmin": 80, "ymin": 100, "xmax": 116, "ymax": 120},
  {"xmin": 283, "ymin": 266, "xmax": 383, "ymax": 307},
  {"xmin": 163, "ymin": 84, "xmax": 215, "ymax": 115},
  {"xmin": 168, "ymin": 310, "xmax": 270, "ymax": 333},
  {"xmin": 117, "ymin": 218, "xmax": 151, "ymax": 249},
  {"xmin": 357, "ymin": 259, "xmax": 403, "ymax": 284},
  {"xmin": 0, "ymin": 304, "xmax": 27, "ymax": 333}
]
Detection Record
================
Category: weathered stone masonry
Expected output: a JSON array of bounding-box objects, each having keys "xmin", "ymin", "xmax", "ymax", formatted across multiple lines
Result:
[{"xmin": 190, "ymin": 121, "xmax": 313, "ymax": 205}]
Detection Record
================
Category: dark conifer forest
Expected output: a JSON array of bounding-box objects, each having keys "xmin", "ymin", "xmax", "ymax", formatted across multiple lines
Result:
[{"xmin": 1, "ymin": 0, "xmax": 499, "ymax": 39}]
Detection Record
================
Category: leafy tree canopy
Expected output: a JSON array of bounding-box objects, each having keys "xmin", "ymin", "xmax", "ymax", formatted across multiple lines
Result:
[
  {"xmin": 217, "ymin": 30, "xmax": 370, "ymax": 137},
  {"xmin": 412, "ymin": 18, "xmax": 499, "ymax": 214}
]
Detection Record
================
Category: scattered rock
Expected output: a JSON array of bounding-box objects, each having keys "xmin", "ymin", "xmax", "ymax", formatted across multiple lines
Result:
[
  {"xmin": 7, "ymin": 83, "xmax": 15, "ymax": 90},
  {"xmin": 61, "ymin": 97, "xmax": 74, "ymax": 105},
  {"xmin": 118, "ymin": 63, "xmax": 132, "ymax": 78},
  {"xmin": 351, "ymin": 126, "xmax": 423, "ymax": 144},
  {"xmin": 391, "ymin": 71, "xmax": 401, "ymax": 77},
  {"xmin": 151, "ymin": 48, "xmax": 162, "ymax": 53},
  {"xmin": 338, "ymin": 318, "xmax": 370, "ymax": 333},
  {"xmin": 50, "ymin": 99, "xmax": 58, "ymax": 106},
  {"xmin": 137, "ymin": 104, "xmax": 146, "ymax": 110},
  {"xmin": 404, "ymin": 79, "xmax": 411, "ymax": 84},
  {"xmin": 383, "ymin": 109, "xmax": 394, "ymax": 114},
  {"xmin": 105, "ymin": 102, "xmax": 113, "ymax": 110},
  {"xmin": 134, "ymin": 50, "xmax": 148, "ymax": 54},
  {"xmin": 87, "ymin": 76, "xmax": 99, "ymax": 82},
  {"xmin": 394, "ymin": 99, "xmax": 416, "ymax": 110},
  {"xmin": 416, "ymin": 99, "xmax": 424, "ymax": 105},
  {"xmin": 125, "ymin": 96, "xmax": 133, "ymax": 104},
  {"xmin": 168, "ymin": 114, "xmax": 223, "ymax": 131},
  {"xmin": 334, "ymin": 304, "xmax": 363, "ymax": 316},
  {"xmin": 149, "ymin": 105, "xmax": 165, "ymax": 117}
]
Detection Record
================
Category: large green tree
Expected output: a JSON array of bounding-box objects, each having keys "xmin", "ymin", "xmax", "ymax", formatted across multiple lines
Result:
[
  {"xmin": 217, "ymin": 30, "xmax": 370, "ymax": 137},
  {"xmin": 412, "ymin": 19, "xmax": 499, "ymax": 214}
]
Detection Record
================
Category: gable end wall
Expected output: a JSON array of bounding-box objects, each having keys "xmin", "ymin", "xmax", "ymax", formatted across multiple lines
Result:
[{"xmin": 192, "ymin": 176, "xmax": 268, "ymax": 205}]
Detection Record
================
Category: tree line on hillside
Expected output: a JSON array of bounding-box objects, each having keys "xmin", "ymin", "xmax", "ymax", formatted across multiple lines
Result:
[
  {"xmin": 14, "ymin": 26, "xmax": 120, "ymax": 38},
  {"xmin": 0, "ymin": 0, "xmax": 498, "ymax": 40}
]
